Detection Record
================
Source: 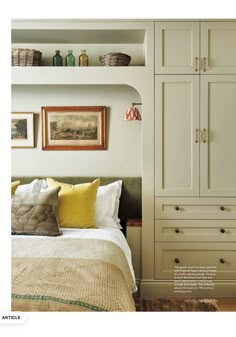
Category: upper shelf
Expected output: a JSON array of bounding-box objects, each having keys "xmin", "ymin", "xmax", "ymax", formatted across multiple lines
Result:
[
  {"xmin": 12, "ymin": 29, "xmax": 146, "ymax": 44},
  {"xmin": 12, "ymin": 20, "xmax": 150, "ymax": 44}
]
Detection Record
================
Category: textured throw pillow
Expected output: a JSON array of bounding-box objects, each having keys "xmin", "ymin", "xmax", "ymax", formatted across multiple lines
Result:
[
  {"xmin": 47, "ymin": 178, "xmax": 100, "ymax": 228},
  {"xmin": 96, "ymin": 181, "xmax": 122, "ymax": 228},
  {"xmin": 15, "ymin": 179, "xmax": 45, "ymax": 195},
  {"xmin": 11, "ymin": 186, "xmax": 61, "ymax": 236},
  {"xmin": 11, "ymin": 181, "xmax": 21, "ymax": 197}
]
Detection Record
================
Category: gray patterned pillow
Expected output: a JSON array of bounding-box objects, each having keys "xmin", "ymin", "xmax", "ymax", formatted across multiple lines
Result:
[{"xmin": 11, "ymin": 187, "xmax": 61, "ymax": 236}]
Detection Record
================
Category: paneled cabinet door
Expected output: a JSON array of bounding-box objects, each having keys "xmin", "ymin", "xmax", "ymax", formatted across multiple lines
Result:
[
  {"xmin": 155, "ymin": 75, "xmax": 200, "ymax": 196},
  {"xmin": 155, "ymin": 22, "xmax": 200, "ymax": 74},
  {"xmin": 201, "ymin": 22, "xmax": 236, "ymax": 74},
  {"xmin": 200, "ymin": 75, "xmax": 236, "ymax": 196}
]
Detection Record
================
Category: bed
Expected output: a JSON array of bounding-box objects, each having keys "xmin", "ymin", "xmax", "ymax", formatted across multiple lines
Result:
[{"xmin": 11, "ymin": 176, "xmax": 141, "ymax": 312}]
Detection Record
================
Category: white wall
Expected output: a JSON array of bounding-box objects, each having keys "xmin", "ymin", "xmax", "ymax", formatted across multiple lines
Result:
[{"xmin": 11, "ymin": 85, "xmax": 142, "ymax": 177}]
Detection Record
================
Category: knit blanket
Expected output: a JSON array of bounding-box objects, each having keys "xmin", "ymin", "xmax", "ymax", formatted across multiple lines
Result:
[{"xmin": 12, "ymin": 237, "xmax": 136, "ymax": 311}]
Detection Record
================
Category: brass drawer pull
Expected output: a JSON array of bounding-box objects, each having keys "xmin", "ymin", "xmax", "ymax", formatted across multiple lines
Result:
[
  {"xmin": 174, "ymin": 258, "xmax": 180, "ymax": 263},
  {"xmin": 175, "ymin": 228, "xmax": 180, "ymax": 234},
  {"xmin": 202, "ymin": 128, "xmax": 207, "ymax": 143},
  {"xmin": 220, "ymin": 206, "xmax": 225, "ymax": 211},
  {"xmin": 220, "ymin": 228, "xmax": 225, "ymax": 233},
  {"xmin": 195, "ymin": 128, "xmax": 199, "ymax": 143},
  {"xmin": 203, "ymin": 57, "xmax": 207, "ymax": 72},
  {"xmin": 220, "ymin": 258, "xmax": 225, "ymax": 264},
  {"xmin": 194, "ymin": 57, "xmax": 199, "ymax": 72},
  {"xmin": 175, "ymin": 206, "xmax": 180, "ymax": 211}
]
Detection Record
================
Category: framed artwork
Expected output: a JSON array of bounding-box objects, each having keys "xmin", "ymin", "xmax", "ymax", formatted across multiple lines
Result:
[
  {"xmin": 41, "ymin": 106, "xmax": 106, "ymax": 150},
  {"xmin": 11, "ymin": 112, "xmax": 34, "ymax": 148}
]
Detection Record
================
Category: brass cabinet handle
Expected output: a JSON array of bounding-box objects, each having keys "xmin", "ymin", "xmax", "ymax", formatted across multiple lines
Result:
[
  {"xmin": 202, "ymin": 128, "xmax": 207, "ymax": 143},
  {"xmin": 220, "ymin": 258, "xmax": 225, "ymax": 264},
  {"xmin": 220, "ymin": 206, "xmax": 225, "ymax": 211},
  {"xmin": 203, "ymin": 57, "xmax": 207, "ymax": 72},
  {"xmin": 194, "ymin": 57, "xmax": 199, "ymax": 72},
  {"xmin": 175, "ymin": 206, "xmax": 180, "ymax": 211},
  {"xmin": 195, "ymin": 128, "xmax": 199, "ymax": 143},
  {"xmin": 174, "ymin": 258, "xmax": 180, "ymax": 264},
  {"xmin": 220, "ymin": 228, "xmax": 225, "ymax": 233},
  {"xmin": 175, "ymin": 228, "xmax": 180, "ymax": 234}
]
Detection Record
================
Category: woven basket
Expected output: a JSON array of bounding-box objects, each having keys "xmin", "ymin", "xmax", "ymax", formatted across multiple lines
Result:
[
  {"xmin": 99, "ymin": 53, "xmax": 131, "ymax": 66},
  {"xmin": 12, "ymin": 48, "xmax": 42, "ymax": 66}
]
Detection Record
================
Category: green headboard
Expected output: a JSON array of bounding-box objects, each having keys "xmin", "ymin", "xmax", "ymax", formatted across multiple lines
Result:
[{"xmin": 11, "ymin": 176, "xmax": 142, "ymax": 223}]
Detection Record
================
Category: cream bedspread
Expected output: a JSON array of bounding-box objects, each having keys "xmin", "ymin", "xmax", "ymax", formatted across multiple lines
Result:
[{"xmin": 12, "ymin": 232, "xmax": 136, "ymax": 312}]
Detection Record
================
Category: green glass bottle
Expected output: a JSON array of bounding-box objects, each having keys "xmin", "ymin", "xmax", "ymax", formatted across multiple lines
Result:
[
  {"xmin": 66, "ymin": 50, "xmax": 75, "ymax": 66},
  {"xmin": 53, "ymin": 50, "xmax": 63, "ymax": 66}
]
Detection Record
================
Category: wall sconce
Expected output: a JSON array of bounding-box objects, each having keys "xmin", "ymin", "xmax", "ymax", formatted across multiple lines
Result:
[{"xmin": 124, "ymin": 102, "xmax": 142, "ymax": 121}]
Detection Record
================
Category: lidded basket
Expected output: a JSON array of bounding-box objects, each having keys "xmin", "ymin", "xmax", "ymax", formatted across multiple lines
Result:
[
  {"xmin": 99, "ymin": 52, "xmax": 131, "ymax": 66},
  {"xmin": 12, "ymin": 48, "xmax": 42, "ymax": 66}
]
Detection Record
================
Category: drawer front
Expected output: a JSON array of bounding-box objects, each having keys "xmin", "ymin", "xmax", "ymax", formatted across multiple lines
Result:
[
  {"xmin": 155, "ymin": 220, "xmax": 236, "ymax": 242},
  {"xmin": 155, "ymin": 242, "xmax": 236, "ymax": 280},
  {"xmin": 155, "ymin": 197, "xmax": 236, "ymax": 219}
]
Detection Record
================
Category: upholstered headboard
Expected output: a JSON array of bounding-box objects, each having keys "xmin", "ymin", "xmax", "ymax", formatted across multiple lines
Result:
[{"xmin": 11, "ymin": 177, "xmax": 142, "ymax": 229}]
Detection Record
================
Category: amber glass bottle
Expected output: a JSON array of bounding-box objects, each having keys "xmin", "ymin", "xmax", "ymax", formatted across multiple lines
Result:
[{"xmin": 79, "ymin": 49, "xmax": 88, "ymax": 66}]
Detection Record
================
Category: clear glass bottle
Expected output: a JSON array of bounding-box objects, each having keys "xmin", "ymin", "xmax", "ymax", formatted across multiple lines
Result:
[
  {"xmin": 79, "ymin": 49, "xmax": 88, "ymax": 66},
  {"xmin": 66, "ymin": 50, "xmax": 75, "ymax": 66},
  {"xmin": 53, "ymin": 50, "xmax": 63, "ymax": 66}
]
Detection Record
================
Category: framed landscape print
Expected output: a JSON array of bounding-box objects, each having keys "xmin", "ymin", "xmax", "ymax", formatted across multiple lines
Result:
[
  {"xmin": 11, "ymin": 112, "xmax": 34, "ymax": 148},
  {"xmin": 41, "ymin": 106, "xmax": 106, "ymax": 150}
]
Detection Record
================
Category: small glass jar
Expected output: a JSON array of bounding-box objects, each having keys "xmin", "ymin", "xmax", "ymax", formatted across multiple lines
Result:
[
  {"xmin": 66, "ymin": 50, "xmax": 75, "ymax": 66},
  {"xmin": 79, "ymin": 49, "xmax": 88, "ymax": 66},
  {"xmin": 53, "ymin": 50, "xmax": 63, "ymax": 66}
]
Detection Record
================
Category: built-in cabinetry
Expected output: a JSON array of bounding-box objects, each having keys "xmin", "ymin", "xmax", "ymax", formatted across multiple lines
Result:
[
  {"xmin": 155, "ymin": 21, "xmax": 236, "ymax": 74},
  {"xmin": 146, "ymin": 20, "xmax": 236, "ymax": 297}
]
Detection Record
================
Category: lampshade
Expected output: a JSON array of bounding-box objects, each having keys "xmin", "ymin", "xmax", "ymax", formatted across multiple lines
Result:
[{"xmin": 124, "ymin": 107, "xmax": 142, "ymax": 121}]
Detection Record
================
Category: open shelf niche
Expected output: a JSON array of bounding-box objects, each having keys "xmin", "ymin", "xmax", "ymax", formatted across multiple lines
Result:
[{"xmin": 12, "ymin": 20, "xmax": 154, "ymax": 69}]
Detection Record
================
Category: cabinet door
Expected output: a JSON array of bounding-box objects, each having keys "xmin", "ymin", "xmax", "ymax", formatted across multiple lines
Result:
[
  {"xmin": 200, "ymin": 75, "xmax": 236, "ymax": 196},
  {"xmin": 201, "ymin": 22, "xmax": 236, "ymax": 74},
  {"xmin": 155, "ymin": 22, "xmax": 200, "ymax": 74},
  {"xmin": 155, "ymin": 75, "xmax": 200, "ymax": 196}
]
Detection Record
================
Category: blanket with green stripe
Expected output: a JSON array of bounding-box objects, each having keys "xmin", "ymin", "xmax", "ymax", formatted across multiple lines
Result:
[{"xmin": 12, "ymin": 237, "xmax": 136, "ymax": 312}]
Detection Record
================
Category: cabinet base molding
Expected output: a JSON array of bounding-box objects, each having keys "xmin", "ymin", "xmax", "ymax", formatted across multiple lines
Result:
[{"xmin": 140, "ymin": 279, "xmax": 236, "ymax": 297}]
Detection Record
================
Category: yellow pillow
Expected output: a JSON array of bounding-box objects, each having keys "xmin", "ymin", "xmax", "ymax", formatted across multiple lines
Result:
[
  {"xmin": 47, "ymin": 178, "xmax": 100, "ymax": 228},
  {"xmin": 11, "ymin": 181, "xmax": 20, "ymax": 197}
]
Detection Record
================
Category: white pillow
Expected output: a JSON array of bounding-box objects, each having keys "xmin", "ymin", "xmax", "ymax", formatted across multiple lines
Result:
[
  {"xmin": 15, "ymin": 179, "xmax": 46, "ymax": 195},
  {"xmin": 95, "ymin": 180, "xmax": 122, "ymax": 229},
  {"xmin": 40, "ymin": 179, "xmax": 49, "ymax": 191}
]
